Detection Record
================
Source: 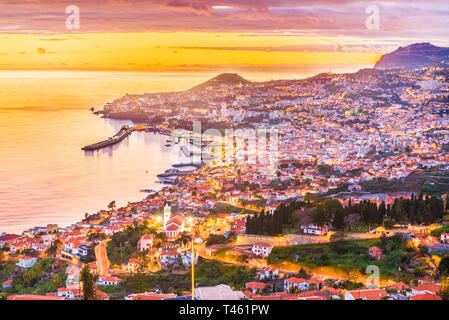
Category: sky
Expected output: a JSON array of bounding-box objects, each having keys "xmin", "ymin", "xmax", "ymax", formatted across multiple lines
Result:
[{"xmin": 0, "ymin": 0, "xmax": 448, "ymax": 72}]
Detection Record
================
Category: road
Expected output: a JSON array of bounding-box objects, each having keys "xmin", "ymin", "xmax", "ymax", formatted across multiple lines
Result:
[{"xmin": 95, "ymin": 241, "xmax": 110, "ymax": 276}]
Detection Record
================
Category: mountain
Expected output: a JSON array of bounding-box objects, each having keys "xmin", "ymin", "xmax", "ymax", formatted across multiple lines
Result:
[
  {"xmin": 374, "ymin": 42, "xmax": 449, "ymax": 70},
  {"xmin": 190, "ymin": 73, "xmax": 250, "ymax": 90}
]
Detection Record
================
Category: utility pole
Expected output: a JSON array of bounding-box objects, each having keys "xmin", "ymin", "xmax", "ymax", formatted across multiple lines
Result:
[{"xmin": 191, "ymin": 238, "xmax": 194, "ymax": 300}]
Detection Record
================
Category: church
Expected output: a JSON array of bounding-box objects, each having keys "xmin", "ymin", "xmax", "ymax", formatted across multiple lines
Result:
[{"xmin": 163, "ymin": 203, "xmax": 185, "ymax": 240}]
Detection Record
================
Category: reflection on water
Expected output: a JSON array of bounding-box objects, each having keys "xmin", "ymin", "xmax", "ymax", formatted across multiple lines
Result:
[{"xmin": 0, "ymin": 71, "xmax": 216, "ymax": 234}]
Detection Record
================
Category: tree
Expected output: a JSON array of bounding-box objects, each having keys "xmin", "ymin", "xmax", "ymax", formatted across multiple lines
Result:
[
  {"xmin": 108, "ymin": 200, "xmax": 116, "ymax": 211},
  {"xmin": 333, "ymin": 210, "xmax": 345, "ymax": 230},
  {"xmin": 383, "ymin": 218, "xmax": 394, "ymax": 229},
  {"xmin": 439, "ymin": 277, "xmax": 449, "ymax": 300},
  {"xmin": 439, "ymin": 255, "xmax": 449, "ymax": 276},
  {"xmin": 311, "ymin": 205, "xmax": 329, "ymax": 227},
  {"xmin": 80, "ymin": 264, "xmax": 99, "ymax": 300},
  {"xmin": 329, "ymin": 231, "xmax": 346, "ymax": 253}
]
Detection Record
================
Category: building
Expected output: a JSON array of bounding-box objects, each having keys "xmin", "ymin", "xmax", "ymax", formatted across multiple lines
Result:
[
  {"xmin": 97, "ymin": 276, "xmax": 121, "ymax": 286},
  {"xmin": 165, "ymin": 215, "xmax": 185, "ymax": 240},
  {"xmin": 16, "ymin": 256, "xmax": 37, "ymax": 269},
  {"xmin": 257, "ymin": 267, "xmax": 279, "ymax": 280},
  {"xmin": 246, "ymin": 282, "xmax": 266, "ymax": 293},
  {"xmin": 283, "ymin": 277, "xmax": 324, "ymax": 292},
  {"xmin": 57, "ymin": 288, "xmax": 81, "ymax": 299},
  {"xmin": 344, "ymin": 288, "xmax": 388, "ymax": 300},
  {"xmin": 409, "ymin": 293, "xmax": 442, "ymax": 300},
  {"xmin": 3, "ymin": 279, "xmax": 12, "ymax": 289},
  {"xmin": 368, "ymin": 246, "xmax": 384, "ymax": 259},
  {"xmin": 301, "ymin": 224, "xmax": 329, "ymax": 236},
  {"xmin": 163, "ymin": 203, "xmax": 171, "ymax": 229},
  {"xmin": 138, "ymin": 234, "xmax": 154, "ymax": 252},
  {"xmin": 7, "ymin": 294, "xmax": 65, "ymax": 300},
  {"xmin": 252, "ymin": 242, "xmax": 274, "ymax": 257},
  {"xmin": 194, "ymin": 284, "xmax": 245, "ymax": 300}
]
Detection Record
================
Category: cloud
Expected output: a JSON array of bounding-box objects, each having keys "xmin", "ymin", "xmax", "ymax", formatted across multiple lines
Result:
[
  {"xmin": 37, "ymin": 47, "xmax": 55, "ymax": 54},
  {"xmin": 0, "ymin": 0, "xmax": 447, "ymax": 49}
]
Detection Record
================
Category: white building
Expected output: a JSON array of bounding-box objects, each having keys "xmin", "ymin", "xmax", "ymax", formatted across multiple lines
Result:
[
  {"xmin": 138, "ymin": 234, "xmax": 154, "ymax": 252},
  {"xmin": 251, "ymin": 242, "xmax": 274, "ymax": 257},
  {"xmin": 16, "ymin": 257, "xmax": 37, "ymax": 269},
  {"xmin": 301, "ymin": 224, "xmax": 329, "ymax": 236}
]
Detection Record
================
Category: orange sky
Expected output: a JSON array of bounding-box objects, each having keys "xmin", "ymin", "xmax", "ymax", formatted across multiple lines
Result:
[
  {"xmin": 0, "ymin": 32, "xmax": 381, "ymax": 71},
  {"xmin": 1, "ymin": 0, "xmax": 448, "ymax": 72}
]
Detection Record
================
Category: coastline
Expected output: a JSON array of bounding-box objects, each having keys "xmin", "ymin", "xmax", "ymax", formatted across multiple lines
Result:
[{"xmin": 1, "ymin": 119, "xmax": 206, "ymax": 235}]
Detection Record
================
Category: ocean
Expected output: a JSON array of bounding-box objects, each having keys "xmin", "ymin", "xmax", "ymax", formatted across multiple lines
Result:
[{"xmin": 0, "ymin": 68, "xmax": 369, "ymax": 234}]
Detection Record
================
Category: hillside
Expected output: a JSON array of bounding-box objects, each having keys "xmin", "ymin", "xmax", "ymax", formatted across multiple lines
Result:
[
  {"xmin": 375, "ymin": 42, "xmax": 449, "ymax": 70},
  {"xmin": 190, "ymin": 73, "xmax": 250, "ymax": 91}
]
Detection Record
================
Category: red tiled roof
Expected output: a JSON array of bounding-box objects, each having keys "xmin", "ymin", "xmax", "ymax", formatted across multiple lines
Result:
[
  {"xmin": 246, "ymin": 282, "xmax": 267, "ymax": 290},
  {"xmin": 410, "ymin": 293, "xmax": 442, "ymax": 300},
  {"xmin": 412, "ymin": 283, "xmax": 441, "ymax": 294},
  {"xmin": 8, "ymin": 294, "xmax": 65, "ymax": 300},
  {"xmin": 253, "ymin": 242, "xmax": 273, "ymax": 248},
  {"xmin": 346, "ymin": 289, "xmax": 388, "ymax": 300}
]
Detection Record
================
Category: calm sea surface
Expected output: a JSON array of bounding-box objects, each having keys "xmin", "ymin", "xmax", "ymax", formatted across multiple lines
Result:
[{"xmin": 0, "ymin": 68, "xmax": 369, "ymax": 234}]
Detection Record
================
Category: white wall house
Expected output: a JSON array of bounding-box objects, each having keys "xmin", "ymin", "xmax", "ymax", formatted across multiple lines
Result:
[
  {"xmin": 251, "ymin": 242, "xmax": 273, "ymax": 257},
  {"xmin": 301, "ymin": 224, "xmax": 329, "ymax": 236},
  {"xmin": 16, "ymin": 257, "xmax": 37, "ymax": 269}
]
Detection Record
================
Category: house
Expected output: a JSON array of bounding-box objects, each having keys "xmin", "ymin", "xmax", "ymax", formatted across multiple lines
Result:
[
  {"xmin": 96, "ymin": 289, "xmax": 110, "ymax": 300},
  {"xmin": 138, "ymin": 234, "xmax": 154, "ymax": 252},
  {"xmin": 194, "ymin": 284, "xmax": 245, "ymax": 300},
  {"xmin": 16, "ymin": 256, "xmax": 37, "ymax": 269},
  {"xmin": 246, "ymin": 282, "xmax": 266, "ymax": 293},
  {"xmin": 252, "ymin": 242, "xmax": 274, "ymax": 257},
  {"xmin": 7, "ymin": 294, "xmax": 65, "ymax": 300},
  {"xmin": 77, "ymin": 245, "xmax": 92, "ymax": 260},
  {"xmin": 266, "ymin": 203, "xmax": 281, "ymax": 215},
  {"xmin": 409, "ymin": 293, "xmax": 442, "ymax": 300},
  {"xmin": 386, "ymin": 282, "xmax": 410, "ymax": 292},
  {"xmin": 57, "ymin": 287, "xmax": 81, "ymax": 299},
  {"xmin": 410, "ymin": 283, "xmax": 442, "ymax": 296},
  {"xmin": 3, "ymin": 279, "xmax": 12, "ymax": 289},
  {"xmin": 301, "ymin": 224, "xmax": 328, "ymax": 236},
  {"xmin": 125, "ymin": 258, "xmax": 140, "ymax": 273},
  {"xmin": 441, "ymin": 233, "xmax": 449, "ymax": 244},
  {"xmin": 283, "ymin": 277, "xmax": 325, "ymax": 292},
  {"xmin": 344, "ymin": 288, "xmax": 388, "ymax": 300},
  {"xmin": 257, "ymin": 267, "xmax": 279, "ymax": 280},
  {"xmin": 97, "ymin": 276, "xmax": 121, "ymax": 286},
  {"xmin": 9, "ymin": 241, "xmax": 29, "ymax": 254},
  {"xmin": 125, "ymin": 292, "xmax": 177, "ymax": 300},
  {"xmin": 368, "ymin": 246, "xmax": 383, "ymax": 259},
  {"xmin": 0, "ymin": 234, "xmax": 21, "ymax": 248},
  {"xmin": 160, "ymin": 250, "xmax": 180, "ymax": 265}
]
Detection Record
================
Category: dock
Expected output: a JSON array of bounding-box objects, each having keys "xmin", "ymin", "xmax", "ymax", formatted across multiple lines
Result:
[{"xmin": 82, "ymin": 124, "xmax": 150, "ymax": 151}]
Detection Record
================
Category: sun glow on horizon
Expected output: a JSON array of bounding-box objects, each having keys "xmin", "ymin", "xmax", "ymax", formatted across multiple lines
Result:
[{"xmin": 0, "ymin": 32, "xmax": 381, "ymax": 72}]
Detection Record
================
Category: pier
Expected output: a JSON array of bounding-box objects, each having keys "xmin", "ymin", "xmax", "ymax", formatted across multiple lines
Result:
[{"xmin": 82, "ymin": 124, "xmax": 150, "ymax": 151}]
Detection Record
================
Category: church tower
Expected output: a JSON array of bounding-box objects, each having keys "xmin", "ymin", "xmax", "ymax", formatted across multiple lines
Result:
[{"xmin": 163, "ymin": 203, "xmax": 171, "ymax": 229}]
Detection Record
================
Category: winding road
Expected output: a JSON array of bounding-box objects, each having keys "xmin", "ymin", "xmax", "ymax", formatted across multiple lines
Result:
[{"xmin": 95, "ymin": 241, "xmax": 110, "ymax": 276}]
